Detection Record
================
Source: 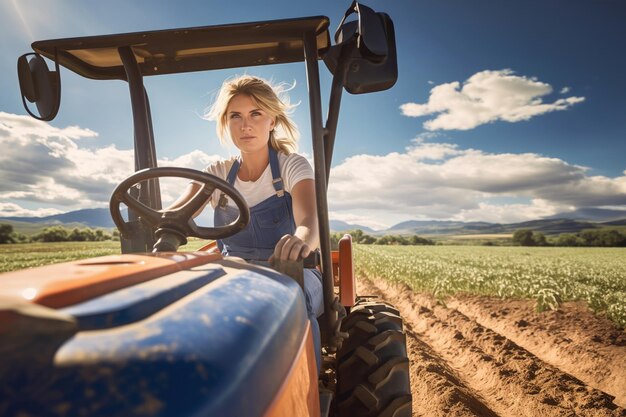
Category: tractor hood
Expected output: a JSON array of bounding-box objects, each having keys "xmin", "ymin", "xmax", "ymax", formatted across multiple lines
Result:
[{"xmin": 0, "ymin": 254, "xmax": 311, "ymax": 417}]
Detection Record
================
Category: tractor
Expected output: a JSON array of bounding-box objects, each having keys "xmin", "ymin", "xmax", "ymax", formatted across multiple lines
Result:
[{"xmin": 1, "ymin": 2, "xmax": 411, "ymax": 416}]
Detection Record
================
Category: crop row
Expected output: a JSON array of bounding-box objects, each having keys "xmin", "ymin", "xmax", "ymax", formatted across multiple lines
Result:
[{"xmin": 354, "ymin": 245, "xmax": 626, "ymax": 328}]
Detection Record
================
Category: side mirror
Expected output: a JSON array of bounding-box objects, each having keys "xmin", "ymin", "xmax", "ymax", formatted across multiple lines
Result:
[
  {"xmin": 324, "ymin": 2, "xmax": 398, "ymax": 94},
  {"xmin": 17, "ymin": 53, "xmax": 61, "ymax": 121}
]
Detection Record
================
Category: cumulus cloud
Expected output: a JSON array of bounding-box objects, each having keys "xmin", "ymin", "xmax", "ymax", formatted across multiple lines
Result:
[
  {"xmin": 158, "ymin": 150, "xmax": 221, "ymax": 171},
  {"xmin": 451, "ymin": 199, "xmax": 570, "ymax": 224},
  {"xmin": 3, "ymin": 111, "xmax": 625, "ymax": 227},
  {"xmin": 400, "ymin": 69, "xmax": 585, "ymax": 130},
  {"xmin": 328, "ymin": 138, "xmax": 626, "ymax": 225},
  {"xmin": 0, "ymin": 203, "xmax": 64, "ymax": 218},
  {"xmin": 0, "ymin": 112, "xmax": 220, "ymax": 216},
  {"xmin": 328, "ymin": 212, "xmax": 390, "ymax": 231}
]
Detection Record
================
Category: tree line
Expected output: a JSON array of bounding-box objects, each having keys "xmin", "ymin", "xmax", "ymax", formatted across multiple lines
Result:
[
  {"xmin": 330, "ymin": 229, "xmax": 435, "ymax": 249},
  {"xmin": 0, "ymin": 224, "xmax": 119, "ymax": 244},
  {"xmin": 3, "ymin": 223, "xmax": 624, "ymax": 247},
  {"xmin": 512, "ymin": 228, "xmax": 626, "ymax": 247}
]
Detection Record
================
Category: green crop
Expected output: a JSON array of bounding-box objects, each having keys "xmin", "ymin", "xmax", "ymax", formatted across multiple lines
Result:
[
  {"xmin": 354, "ymin": 245, "xmax": 626, "ymax": 328},
  {"xmin": 0, "ymin": 239, "xmax": 209, "ymax": 273}
]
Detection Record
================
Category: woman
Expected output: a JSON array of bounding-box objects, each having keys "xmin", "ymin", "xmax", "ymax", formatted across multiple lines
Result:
[{"xmin": 173, "ymin": 75, "xmax": 323, "ymax": 370}]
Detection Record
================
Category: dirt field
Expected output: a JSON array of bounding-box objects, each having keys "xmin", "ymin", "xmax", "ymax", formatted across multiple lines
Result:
[{"xmin": 358, "ymin": 276, "xmax": 626, "ymax": 417}]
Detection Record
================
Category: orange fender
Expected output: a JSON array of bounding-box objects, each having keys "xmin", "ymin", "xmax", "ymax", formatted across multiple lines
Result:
[
  {"xmin": 338, "ymin": 234, "xmax": 356, "ymax": 307},
  {"xmin": 262, "ymin": 321, "xmax": 320, "ymax": 417}
]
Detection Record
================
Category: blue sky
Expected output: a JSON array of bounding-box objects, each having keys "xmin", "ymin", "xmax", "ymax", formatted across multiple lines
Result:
[{"xmin": 1, "ymin": 0, "xmax": 625, "ymax": 229}]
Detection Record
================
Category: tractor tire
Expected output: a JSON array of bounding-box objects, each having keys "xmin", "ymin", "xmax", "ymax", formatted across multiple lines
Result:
[{"xmin": 335, "ymin": 299, "xmax": 412, "ymax": 417}]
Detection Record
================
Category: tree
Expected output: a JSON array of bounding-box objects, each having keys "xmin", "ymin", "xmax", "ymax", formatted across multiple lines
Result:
[
  {"xmin": 596, "ymin": 230, "xmax": 626, "ymax": 247},
  {"xmin": 360, "ymin": 234, "xmax": 377, "ymax": 244},
  {"xmin": 35, "ymin": 226, "xmax": 69, "ymax": 242},
  {"xmin": 95, "ymin": 229, "xmax": 110, "ymax": 241},
  {"xmin": 410, "ymin": 235, "xmax": 435, "ymax": 245},
  {"xmin": 0, "ymin": 224, "xmax": 14, "ymax": 244},
  {"xmin": 350, "ymin": 229, "xmax": 364, "ymax": 242},
  {"xmin": 533, "ymin": 232, "xmax": 548, "ymax": 246},
  {"xmin": 552, "ymin": 229, "xmax": 626, "ymax": 247},
  {"xmin": 69, "ymin": 228, "xmax": 87, "ymax": 241},
  {"xmin": 512, "ymin": 229, "xmax": 535, "ymax": 246},
  {"xmin": 376, "ymin": 235, "xmax": 391, "ymax": 245},
  {"xmin": 11, "ymin": 232, "xmax": 30, "ymax": 243},
  {"xmin": 556, "ymin": 233, "xmax": 581, "ymax": 247}
]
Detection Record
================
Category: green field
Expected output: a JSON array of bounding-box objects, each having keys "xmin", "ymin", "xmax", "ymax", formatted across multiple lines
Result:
[
  {"xmin": 0, "ymin": 240, "xmax": 208, "ymax": 273},
  {"xmin": 2, "ymin": 241, "xmax": 625, "ymax": 328},
  {"xmin": 354, "ymin": 244, "xmax": 626, "ymax": 328}
]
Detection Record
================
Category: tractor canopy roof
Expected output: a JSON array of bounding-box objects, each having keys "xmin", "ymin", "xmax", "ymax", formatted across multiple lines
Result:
[{"xmin": 31, "ymin": 16, "xmax": 330, "ymax": 80}]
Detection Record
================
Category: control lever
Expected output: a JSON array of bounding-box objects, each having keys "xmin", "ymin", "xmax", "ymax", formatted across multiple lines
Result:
[{"xmin": 272, "ymin": 249, "xmax": 320, "ymax": 290}]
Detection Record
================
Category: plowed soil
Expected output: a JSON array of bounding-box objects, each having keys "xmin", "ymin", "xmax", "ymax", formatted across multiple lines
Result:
[{"xmin": 358, "ymin": 276, "xmax": 626, "ymax": 417}]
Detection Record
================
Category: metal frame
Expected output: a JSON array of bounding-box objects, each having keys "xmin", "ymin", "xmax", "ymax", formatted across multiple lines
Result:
[
  {"xmin": 119, "ymin": 46, "xmax": 161, "ymax": 252},
  {"xmin": 304, "ymin": 31, "xmax": 338, "ymax": 348}
]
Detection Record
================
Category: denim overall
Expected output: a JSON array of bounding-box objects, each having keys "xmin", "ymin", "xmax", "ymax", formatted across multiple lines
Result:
[{"xmin": 214, "ymin": 147, "xmax": 323, "ymax": 371}]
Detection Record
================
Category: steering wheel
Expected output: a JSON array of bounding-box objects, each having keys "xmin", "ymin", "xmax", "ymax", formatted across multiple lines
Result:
[{"xmin": 110, "ymin": 167, "xmax": 250, "ymax": 248}]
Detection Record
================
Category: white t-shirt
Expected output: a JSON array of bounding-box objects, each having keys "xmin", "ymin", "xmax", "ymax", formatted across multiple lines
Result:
[{"xmin": 204, "ymin": 152, "xmax": 314, "ymax": 208}]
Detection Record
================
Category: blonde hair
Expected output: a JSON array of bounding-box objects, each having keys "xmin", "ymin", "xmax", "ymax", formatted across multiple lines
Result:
[{"xmin": 205, "ymin": 75, "xmax": 300, "ymax": 154}]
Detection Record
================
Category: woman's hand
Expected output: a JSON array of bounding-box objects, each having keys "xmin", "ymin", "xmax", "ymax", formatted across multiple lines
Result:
[{"xmin": 270, "ymin": 233, "xmax": 311, "ymax": 263}]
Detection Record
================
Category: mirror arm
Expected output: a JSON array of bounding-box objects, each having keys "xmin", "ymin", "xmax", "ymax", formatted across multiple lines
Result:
[
  {"xmin": 324, "ymin": 45, "xmax": 350, "ymax": 185},
  {"xmin": 49, "ymin": 48, "xmax": 61, "ymax": 117}
]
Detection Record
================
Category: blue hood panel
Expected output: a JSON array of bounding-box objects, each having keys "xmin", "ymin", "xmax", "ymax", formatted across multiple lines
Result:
[{"xmin": 2, "ymin": 260, "xmax": 308, "ymax": 417}]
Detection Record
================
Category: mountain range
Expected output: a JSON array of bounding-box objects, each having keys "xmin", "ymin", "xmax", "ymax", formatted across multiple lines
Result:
[
  {"xmin": 1, "ymin": 207, "xmax": 625, "ymax": 236},
  {"xmin": 1, "ymin": 208, "xmax": 118, "ymax": 229}
]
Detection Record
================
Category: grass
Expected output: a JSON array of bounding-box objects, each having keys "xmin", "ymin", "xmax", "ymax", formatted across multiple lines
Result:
[
  {"xmin": 354, "ymin": 244, "xmax": 626, "ymax": 328},
  {"xmin": 0, "ymin": 239, "xmax": 209, "ymax": 273}
]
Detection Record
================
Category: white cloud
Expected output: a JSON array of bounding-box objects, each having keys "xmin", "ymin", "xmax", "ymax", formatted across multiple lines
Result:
[
  {"xmin": 451, "ymin": 199, "xmax": 569, "ymax": 224},
  {"xmin": 407, "ymin": 137, "xmax": 461, "ymax": 160},
  {"xmin": 0, "ymin": 202, "xmax": 63, "ymax": 218},
  {"xmin": 3, "ymin": 111, "xmax": 625, "ymax": 228},
  {"xmin": 158, "ymin": 150, "xmax": 221, "ymax": 171},
  {"xmin": 328, "ymin": 139, "xmax": 626, "ymax": 225},
  {"xmin": 328, "ymin": 212, "xmax": 390, "ymax": 231},
  {"xmin": 0, "ymin": 112, "xmax": 220, "ymax": 212},
  {"xmin": 400, "ymin": 69, "xmax": 585, "ymax": 131}
]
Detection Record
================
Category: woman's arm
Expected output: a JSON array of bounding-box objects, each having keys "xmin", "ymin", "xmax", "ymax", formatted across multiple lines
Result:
[
  {"xmin": 272, "ymin": 178, "xmax": 319, "ymax": 261},
  {"xmin": 166, "ymin": 181, "xmax": 207, "ymax": 217}
]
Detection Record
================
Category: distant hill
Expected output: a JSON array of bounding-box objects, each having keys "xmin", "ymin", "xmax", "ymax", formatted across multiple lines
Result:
[
  {"xmin": 603, "ymin": 218, "xmax": 626, "ymax": 226},
  {"xmin": 0, "ymin": 208, "xmax": 116, "ymax": 230},
  {"xmin": 500, "ymin": 219, "xmax": 598, "ymax": 235},
  {"xmin": 383, "ymin": 216, "xmax": 626, "ymax": 236},
  {"xmin": 2, "ymin": 207, "xmax": 625, "ymax": 237},
  {"xmin": 0, "ymin": 219, "xmax": 102, "ymax": 235},
  {"xmin": 387, "ymin": 220, "xmax": 500, "ymax": 235},
  {"xmin": 546, "ymin": 207, "xmax": 626, "ymax": 222},
  {"xmin": 329, "ymin": 220, "xmax": 375, "ymax": 234},
  {"xmin": 2, "ymin": 210, "xmax": 377, "ymax": 235}
]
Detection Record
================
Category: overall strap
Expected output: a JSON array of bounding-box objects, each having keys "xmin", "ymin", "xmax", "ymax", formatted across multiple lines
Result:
[
  {"xmin": 226, "ymin": 158, "xmax": 241, "ymax": 185},
  {"xmin": 269, "ymin": 147, "xmax": 285, "ymax": 197},
  {"xmin": 219, "ymin": 158, "xmax": 241, "ymax": 208}
]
